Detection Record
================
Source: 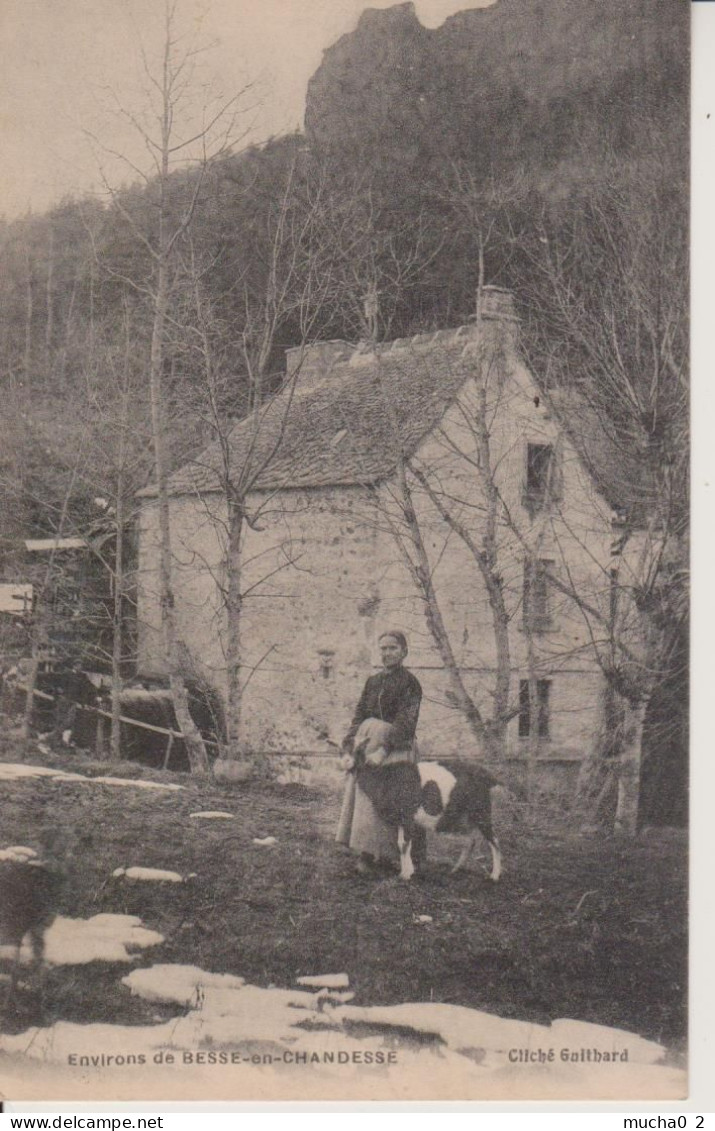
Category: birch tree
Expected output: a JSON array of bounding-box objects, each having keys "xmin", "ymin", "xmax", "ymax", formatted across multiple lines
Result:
[
  {"xmin": 170, "ymin": 163, "xmax": 344, "ymax": 759},
  {"xmin": 86, "ymin": 1, "xmax": 252, "ymax": 774}
]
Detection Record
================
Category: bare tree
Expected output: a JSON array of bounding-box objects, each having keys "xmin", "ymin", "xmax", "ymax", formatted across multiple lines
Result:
[
  {"xmin": 168, "ymin": 164, "xmax": 343, "ymax": 759},
  {"xmin": 68, "ymin": 307, "xmax": 154, "ymax": 761},
  {"xmin": 515, "ymin": 155, "xmax": 688, "ymax": 834},
  {"xmin": 84, "ymin": 1, "xmax": 253, "ymax": 774}
]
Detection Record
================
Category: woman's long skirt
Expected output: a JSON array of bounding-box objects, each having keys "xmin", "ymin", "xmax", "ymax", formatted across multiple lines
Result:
[{"xmin": 335, "ymin": 749, "xmax": 415, "ymax": 865}]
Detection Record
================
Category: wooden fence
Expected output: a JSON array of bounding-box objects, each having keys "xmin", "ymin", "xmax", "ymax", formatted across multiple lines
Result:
[{"xmin": 25, "ymin": 687, "xmax": 337, "ymax": 769}]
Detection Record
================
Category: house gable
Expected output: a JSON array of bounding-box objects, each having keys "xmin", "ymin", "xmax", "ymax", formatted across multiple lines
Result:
[{"xmin": 135, "ymin": 289, "xmax": 637, "ymax": 774}]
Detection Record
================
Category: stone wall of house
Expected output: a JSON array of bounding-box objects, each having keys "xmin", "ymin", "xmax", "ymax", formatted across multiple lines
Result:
[
  {"xmin": 138, "ymin": 484, "xmax": 393, "ymax": 753},
  {"xmin": 136, "ymin": 492, "xmax": 229, "ymax": 691},
  {"xmin": 350, "ymin": 347, "xmax": 617, "ymax": 766},
  {"xmin": 136, "ymin": 323, "xmax": 621, "ymax": 779}
]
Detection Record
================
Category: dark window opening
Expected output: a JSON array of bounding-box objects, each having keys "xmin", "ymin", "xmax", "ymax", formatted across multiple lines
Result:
[
  {"xmin": 523, "ymin": 558, "xmax": 554, "ymax": 631},
  {"xmin": 518, "ymin": 679, "xmax": 551, "ymax": 738},
  {"xmin": 523, "ymin": 443, "xmax": 559, "ymax": 510}
]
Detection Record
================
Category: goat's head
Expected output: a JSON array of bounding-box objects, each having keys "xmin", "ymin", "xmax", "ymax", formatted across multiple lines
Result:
[{"xmin": 352, "ymin": 719, "xmax": 393, "ymax": 768}]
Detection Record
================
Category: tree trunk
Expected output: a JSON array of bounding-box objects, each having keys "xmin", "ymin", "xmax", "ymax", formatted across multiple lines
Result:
[
  {"xmin": 148, "ymin": 235, "xmax": 209, "ymax": 776},
  {"xmin": 45, "ymin": 226, "xmax": 55, "ymax": 371},
  {"xmin": 23, "ymin": 247, "xmax": 33, "ymax": 406},
  {"xmin": 21, "ymin": 643, "xmax": 41, "ymax": 747},
  {"xmin": 225, "ymin": 496, "xmax": 245, "ymax": 758},
  {"xmin": 394, "ymin": 463, "xmax": 486, "ymax": 749},
  {"xmin": 409, "ymin": 461, "xmax": 511, "ymax": 756},
  {"xmin": 525, "ymin": 669, "xmax": 539, "ymax": 808},
  {"xmin": 109, "ymin": 485, "xmax": 124, "ymax": 763},
  {"xmin": 614, "ymin": 698, "xmax": 647, "ymax": 837}
]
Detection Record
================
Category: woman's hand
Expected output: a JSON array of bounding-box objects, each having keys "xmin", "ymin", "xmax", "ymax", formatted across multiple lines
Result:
[
  {"xmin": 341, "ymin": 753, "xmax": 355, "ymax": 772},
  {"xmin": 365, "ymin": 746, "xmax": 388, "ymax": 767}
]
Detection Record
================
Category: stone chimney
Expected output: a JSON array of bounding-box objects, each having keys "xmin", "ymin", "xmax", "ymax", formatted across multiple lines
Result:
[
  {"xmin": 285, "ymin": 340, "xmax": 352, "ymax": 389},
  {"xmin": 475, "ymin": 286, "xmax": 519, "ymax": 351},
  {"xmin": 479, "ymin": 285, "xmax": 517, "ymax": 322}
]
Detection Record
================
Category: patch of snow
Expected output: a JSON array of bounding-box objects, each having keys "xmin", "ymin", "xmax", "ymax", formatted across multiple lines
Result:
[
  {"xmin": 61, "ymin": 729, "xmax": 72, "ymax": 746},
  {"xmin": 415, "ymin": 914, "xmax": 433, "ymax": 923},
  {"xmin": 0, "ymin": 763, "xmax": 181, "ymax": 790},
  {"xmin": 297, "ymin": 973, "xmax": 350, "ymax": 990},
  {"xmin": 550, "ymin": 1018, "xmax": 665, "ymax": 1065},
  {"xmin": 0, "ymin": 764, "xmax": 66, "ymax": 781},
  {"xmin": 317, "ymin": 989, "xmax": 355, "ymax": 1004},
  {"xmin": 122, "ymin": 965, "xmax": 246, "ymax": 1006},
  {"xmin": 190, "ymin": 811, "xmax": 235, "ymax": 820},
  {"xmin": 123, "ymin": 966, "xmax": 317, "ymax": 1016},
  {"xmin": 0, "ymin": 959, "xmax": 685, "ymax": 1100},
  {"xmin": 14, "ymin": 914, "xmax": 164, "ymax": 966},
  {"xmin": 120, "ymin": 688, "xmax": 173, "ymax": 700},
  {"xmin": 0, "ymin": 846, "xmax": 38, "ymax": 862},
  {"xmin": 333, "ymin": 1002, "xmax": 551, "ymax": 1056},
  {"xmin": 91, "ymin": 776, "xmax": 182, "ymax": 791},
  {"xmin": 0, "ymin": 1014, "xmax": 686, "ymax": 1103},
  {"xmin": 113, "ymin": 867, "xmax": 184, "ymax": 884},
  {"xmin": 0, "ymin": 1018, "xmax": 182, "ymax": 1062},
  {"xmin": 252, "ymin": 836, "xmax": 277, "ymax": 846}
]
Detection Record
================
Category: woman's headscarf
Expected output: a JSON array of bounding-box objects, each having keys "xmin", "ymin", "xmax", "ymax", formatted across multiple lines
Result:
[{"xmin": 378, "ymin": 630, "xmax": 408, "ymax": 652}]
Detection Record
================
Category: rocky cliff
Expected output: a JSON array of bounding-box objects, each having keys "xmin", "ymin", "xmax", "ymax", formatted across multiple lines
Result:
[{"xmin": 305, "ymin": 0, "xmax": 687, "ymax": 184}]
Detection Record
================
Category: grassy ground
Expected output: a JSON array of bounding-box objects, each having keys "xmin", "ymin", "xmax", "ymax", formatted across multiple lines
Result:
[{"xmin": 0, "ymin": 741, "xmax": 687, "ymax": 1051}]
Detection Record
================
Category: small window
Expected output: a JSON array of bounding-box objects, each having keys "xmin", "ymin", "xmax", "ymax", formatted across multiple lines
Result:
[
  {"xmin": 523, "ymin": 443, "xmax": 560, "ymax": 511},
  {"xmin": 518, "ymin": 679, "xmax": 551, "ymax": 738},
  {"xmin": 523, "ymin": 558, "xmax": 554, "ymax": 632}
]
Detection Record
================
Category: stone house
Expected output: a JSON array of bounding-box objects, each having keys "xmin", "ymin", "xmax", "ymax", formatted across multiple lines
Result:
[{"xmin": 136, "ymin": 288, "xmax": 641, "ymax": 795}]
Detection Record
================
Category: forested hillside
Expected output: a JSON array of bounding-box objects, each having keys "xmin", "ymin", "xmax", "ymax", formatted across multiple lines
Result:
[
  {"xmin": 0, "ymin": 0, "xmax": 688, "ymax": 819},
  {"xmin": 0, "ymin": 0, "xmax": 687, "ymax": 547}
]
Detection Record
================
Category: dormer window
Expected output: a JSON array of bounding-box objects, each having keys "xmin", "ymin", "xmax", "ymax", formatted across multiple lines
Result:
[{"xmin": 523, "ymin": 442, "xmax": 561, "ymax": 512}]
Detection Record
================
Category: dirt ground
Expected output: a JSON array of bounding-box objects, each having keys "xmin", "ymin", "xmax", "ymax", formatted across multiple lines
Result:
[{"xmin": 0, "ymin": 744, "xmax": 687, "ymax": 1052}]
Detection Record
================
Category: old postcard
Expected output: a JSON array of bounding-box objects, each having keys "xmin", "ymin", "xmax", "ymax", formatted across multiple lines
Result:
[{"xmin": 0, "ymin": 0, "xmax": 689, "ymax": 1103}]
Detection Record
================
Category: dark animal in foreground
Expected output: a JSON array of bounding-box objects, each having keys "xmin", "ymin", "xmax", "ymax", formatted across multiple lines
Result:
[
  {"xmin": 0, "ymin": 847, "xmax": 59, "ymax": 998},
  {"xmin": 351, "ymin": 719, "xmax": 502, "ymax": 883}
]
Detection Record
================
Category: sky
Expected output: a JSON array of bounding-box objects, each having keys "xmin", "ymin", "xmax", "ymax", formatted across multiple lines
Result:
[{"xmin": 0, "ymin": 0, "xmax": 492, "ymax": 219}]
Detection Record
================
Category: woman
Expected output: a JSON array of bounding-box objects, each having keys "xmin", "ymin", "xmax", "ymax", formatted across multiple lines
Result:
[{"xmin": 336, "ymin": 631, "xmax": 426, "ymax": 875}]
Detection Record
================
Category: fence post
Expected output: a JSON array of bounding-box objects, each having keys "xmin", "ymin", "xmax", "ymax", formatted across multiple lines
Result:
[
  {"xmin": 95, "ymin": 709, "xmax": 105, "ymax": 759},
  {"xmin": 163, "ymin": 732, "xmax": 175, "ymax": 771}
]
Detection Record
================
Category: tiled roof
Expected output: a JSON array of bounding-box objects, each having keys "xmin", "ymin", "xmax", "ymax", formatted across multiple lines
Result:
[
  {"xmin": 146, "ymin": 325, "xmax": 482, "ymax": 498},
  {"xmin": 140, "ymin": 314, "xmax": 648, "ymax": 520},
  {"xmin": 547, "ymin": 388, "xmax": 655, "ymax": 522}
]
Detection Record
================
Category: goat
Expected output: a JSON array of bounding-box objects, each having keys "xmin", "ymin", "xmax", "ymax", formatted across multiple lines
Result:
[
  {"xmin": 351, "ymin": 719, "xmax": 502, "ymax": 883},
  {"xmin": 0, "ymin": 847, "xmax": 59, "ymax": 1000}
]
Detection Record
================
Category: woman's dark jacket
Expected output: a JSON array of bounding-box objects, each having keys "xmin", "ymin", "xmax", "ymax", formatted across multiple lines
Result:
[{"xmin": 342, "ymin": 666, "xmax": 422, "ymax": 754}]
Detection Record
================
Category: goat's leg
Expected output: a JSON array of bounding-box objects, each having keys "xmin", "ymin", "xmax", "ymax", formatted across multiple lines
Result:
[
  {"xmin": 451, "ymin": 831, "xmax": 502, "ymax": 881},
  {"xmin": 397, "ymin": 826, "xmax": 415, "ymax": 881},
  {"xmin": 451, "ymin": 832, "xmax": 478, "ymax": 874},
  {"xmin": 478, "ymin": 809, "xmax": 502, "ymax": 882},
  {"xmin": 485, "ymin": 837, "xmax": 502, "ymax": 882}
]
